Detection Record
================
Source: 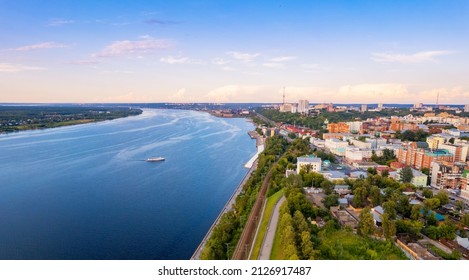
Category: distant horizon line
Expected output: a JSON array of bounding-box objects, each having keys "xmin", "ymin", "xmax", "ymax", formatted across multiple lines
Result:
[{"xmin": 0, "ymin": 102, "xmax": 467, "ymax": 106}]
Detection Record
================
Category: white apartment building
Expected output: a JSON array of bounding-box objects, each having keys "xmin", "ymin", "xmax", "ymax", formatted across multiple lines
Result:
[
  {"xmin": 389, "ymin": 168, "xmax": 428, "ymax": 188},
  {"xmin": 310, "ymin": 137, "xmax": 325, "ymax": 148},
  {"xmin": 325, "ymin": 138, "xmax": 349, "ymax": 156},
  {"xmin": 346, "ymin": 121, "xmax": 362, "ymax": 133},
  {"xmin": 297, "ymin": 156, "xmax": 322, "ymax": 173},
  {"xmin": 366, "ymin": 138, "xmax": 387, "ymax": 149},
  {"xmin": 279, "ymin": 103, "xmax": 297, "ymax": 113},
  {"xmin": 351, "ymin": 139, "xmax": 372, "ymax": 150}
]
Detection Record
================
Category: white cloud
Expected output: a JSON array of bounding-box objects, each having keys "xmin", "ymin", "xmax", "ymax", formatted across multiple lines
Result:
[
  {"xmin": 203, "ymin": 85, "xmax": 276, "ymax": 102},
  {"xmin": 95, "ymin": 37, "xmax": 172, "ymax": 57},
  {"xmin": 417, "ymin": 86, "xmax": 469, "ymax": 104},
  {"xmin": 47, "ymin": 18, "xmax": 74, "ymax": 26},
  {"xmin": 263, "ymin": 62, "xmax": 283, "ymax": 68},
  {"xmin": 0, "ymin": 63, "xmax": 45, "ymax": 73},
  {"xmin": 372, "ymin": 50, "xmax": 453, "ymax": 64},
  {"xmin": 212, "ymin": 58, "xmax": 230, "ymax": 65},
  {"xmin": 226, "ymin": 51, "xmax": 260, "ymax": 62},
  {"xmin": 166, "ymin": 88, "xmax": 188, "ymax": 102},
  {"xmin": 300, "ymin": 63, "xmax": 322, "ymax": 71},
  {"xmin": 336, "ymin": 83, "xmax": 409, "ymax": 103},
  {"xmin": 12, "ymin": 42, "xmax": 68, "ymax": 51},
  {"xmin": 66, "ymin": 60, "xmax": 100, "ymax": 65},
  {"xmin": 199, "ymin": 83, "xmax": 469, "ymax": 104},
  {"xmin": 99, "ymin": 70, "xmax": 133, "ymax": 74},
  {"xmin": 269, "ymin": 56, "xmax": 297, "ymax": 62},
  {"xmin": 160, "ymin": 55, "xmax": 201, "ymax": 65},
  {"xmin": 97, "ymin": 91, "xmax": 156, "ymax": 102}
]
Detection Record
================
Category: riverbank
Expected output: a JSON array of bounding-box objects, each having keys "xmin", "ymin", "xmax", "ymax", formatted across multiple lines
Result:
[{"xmin": 0, "ymin": 105, "xmax": 142, "ymax": 134}]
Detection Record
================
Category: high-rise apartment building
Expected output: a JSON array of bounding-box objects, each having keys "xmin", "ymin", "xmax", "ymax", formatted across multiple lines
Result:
[
  {"xmin": 361, "ymin": 104, "xmax": 367, "ymax": 112},
  {"xmin": 439, "ymin": 143, "xmax": 469, "ymax": 162},
  {"xmin": 426, "ymin": 136, "xmax": 445, "ymax": 150},
  {"xmin": 397, "ymin": 142, "xmax": 454, "ymax": 170},
  {"xmin": 430, "ymin": 161, "xmax": 466, "ymax": 189},
  {"xmin": 298, "ymin": 100, "xmax": 309, "ymax": 114},
  {"xmin": 327, "ymin": 122, "xmax": 350, "ymax": 133}
]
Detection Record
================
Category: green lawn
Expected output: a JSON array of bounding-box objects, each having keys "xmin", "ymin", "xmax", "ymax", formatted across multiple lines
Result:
[
  {"xmin": 269, "ymin": 200, "xmax": 288, "ymax": 260},
  {"xmin": 249, "ymin": 189, "xmax": 284, "ymax": 260}
]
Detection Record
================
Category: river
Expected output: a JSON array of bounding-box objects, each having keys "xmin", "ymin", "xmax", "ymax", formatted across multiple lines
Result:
[{"xmin": 0, "ymin": 109, "xmax": 256, "ymax": 259}]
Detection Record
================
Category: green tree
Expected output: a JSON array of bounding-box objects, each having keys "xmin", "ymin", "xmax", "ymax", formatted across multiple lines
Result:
[
  {"xmin": 411, "ymin": 204, "xmax": 422, "ymax": 220},
  {"xmin": 426, "ymin": 212, "xmax": 438, "ymax": 226},
  {"xmin": 381, "ymin": 169, "xmax": 390, "ymax": 177},
  {"xmin": 293, "ymin": 210, "xmax": 310, "ymax": 234},
  {"xmin": 400, "ymin": 167, "xmax": 414, "ymax": 183},
  {"xmin": 424, "ymin": 198, "xmax": 441, "ymax": 211},
  {"xmin": 461, "ymin": 214, "xmax": 469, "ymax": 226},
  {"xmin": 200, "ymin": 211, "xmax": 239, "ymax": 260},
  {"xmin": 456, "ymin": 200, "xmax": 464, "ymax": 212},
  {"xmin": 357, "ymin": 207, "xmax": 375, "ymax": 236},
  {"xmin": 300, "ymin": 231, "xmax": 315, "ymax": 260},
  {"xmin": 396, "ymin": 220, "xmax": 423, "ymax": 240},
  {"xmin": 435, "ymin": 191, "xmax": 449, "ymax": 205},
  {"xmin": 369, "ymin": 186, "xmax": 381, "ymax": 207},
  {"xmin": 279, "ymin": 213, "xmax": 298, "ymax": 259},
  {"xmin": 421, "ymin": 167, "xmax": 430, "ymax": 176},
  {"xmin": 438, "ymin": 221, "xmax": 457, "ymax": 240},
  {"xmin": 382, "ymin": 213, "xmax": 396, "ymax": 240},
  {"xmin": 425, "ymin": 225, "xmax": 439, "ymax": 239},
  {"xmin": 323, "ymin": 194, "xmax": 339, "ymax": 209},
  {"xmin": 320, "ymin": 180, "xmax": 334, "ymax": 195},
  {"xmin": 367, "ymin": 167, "xmax": 377, "ymax": 175},
  {"xmin": 382, "ymin": 200, "xmax": 397, "ymax": 219},
  {"xmin": 353, "ymin": 186, "xmax": 368, "ymax": 208},
  {"xmin": 396, "ymin": 195, "xmax": 412, "ymax": 218},
  {"xmin": 422, "ymin": 189, "xmax": 433, "ymax": 198}
]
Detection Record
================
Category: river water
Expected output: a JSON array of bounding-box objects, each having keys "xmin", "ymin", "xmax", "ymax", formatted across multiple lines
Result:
[{"xmin": 0, "ymin": 109, "xmax": 255, "ymax": 259}]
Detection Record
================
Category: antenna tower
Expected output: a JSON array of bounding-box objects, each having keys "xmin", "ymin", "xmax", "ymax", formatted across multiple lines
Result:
[
  {"xmin": 282, "ymin": 87, "xmax": 286, "ymax": 104},
  {"xmin": 436, "ymin": 91, "xmax": 439, "ymax": 107}
]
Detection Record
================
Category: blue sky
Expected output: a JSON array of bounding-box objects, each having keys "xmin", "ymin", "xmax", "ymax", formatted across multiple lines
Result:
[{"xmin": 0, "ymin": 0, "xmax": 468, "ymax": 103}]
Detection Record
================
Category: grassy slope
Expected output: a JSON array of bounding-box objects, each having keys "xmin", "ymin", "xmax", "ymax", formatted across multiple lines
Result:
[
  {"xmin": 269, "ymin": 200, "xmax": 288, "ymax": 260},
  {"xmin": 249, "ymin": 189, "xmax": 284, "ymax": 260}
]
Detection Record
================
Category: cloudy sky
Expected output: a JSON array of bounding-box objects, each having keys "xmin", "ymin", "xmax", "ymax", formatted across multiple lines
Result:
[{"xmin": 0, "ymin": 0, "xmax": 468, "ymax": 104}]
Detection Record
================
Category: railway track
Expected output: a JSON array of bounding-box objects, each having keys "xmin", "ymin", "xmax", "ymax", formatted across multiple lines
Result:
[{"xmin": 231, "ymin": 168, "xmax": 274, "ymax": 260}]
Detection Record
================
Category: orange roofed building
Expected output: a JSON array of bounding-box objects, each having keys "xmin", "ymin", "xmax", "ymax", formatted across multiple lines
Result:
[{"xmin": 327, "ymin": 122, "xmax": 350, "ymax": 133}]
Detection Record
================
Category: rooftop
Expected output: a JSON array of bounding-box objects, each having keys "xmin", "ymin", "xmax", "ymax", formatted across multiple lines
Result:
[
  {"xmin": 425, "ymin": 149, "xmax": 452, "ymax": 156},
  {"xmin": 297, "ymin": 156, "xmax": 322, "ymax": 163},
  {"xmin": 322, "ymin": 171, "xmax": 348, "ymax": 179},
  {"xmin": 334, "ymin": 185, "xmax": 350, "ymax": 190}
]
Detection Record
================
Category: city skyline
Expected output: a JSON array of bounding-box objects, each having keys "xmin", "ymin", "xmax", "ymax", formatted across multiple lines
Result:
[{"xmin": 1, "ymin": 1, "xmax": 468, "ymax": 104}]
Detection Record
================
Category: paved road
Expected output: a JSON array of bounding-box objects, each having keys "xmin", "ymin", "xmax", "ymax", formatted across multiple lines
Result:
[
  {"xmin": 191, "ymin": 159, "xmax": 258, "ymax": 260},
  {"xmin": 259, "ymin": 196, "xmax": 286, "ymax": 260}
]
